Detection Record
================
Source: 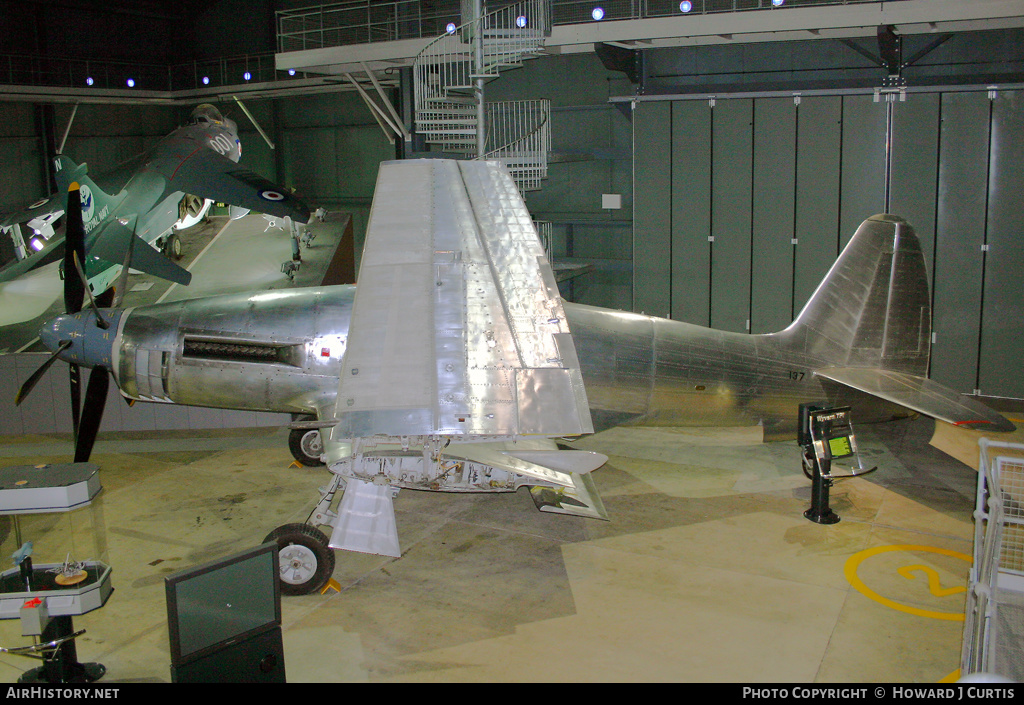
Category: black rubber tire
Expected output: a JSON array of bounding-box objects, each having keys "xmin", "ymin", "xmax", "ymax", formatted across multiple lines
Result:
[
  {"xmin": 263, "ymin": 523, "xmax": 335, "ymax": 596},
  {"xmin": 289, "ymin": 427, "xmax": 325, "ymax": 467},
  {"xmin": 165, "ymin": 233, "xmax": 182, "ymax": 260}
]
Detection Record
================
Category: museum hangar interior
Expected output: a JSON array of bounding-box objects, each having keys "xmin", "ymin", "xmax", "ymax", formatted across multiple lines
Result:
[{"xmin": 0, "ymin": 0, "xmax": 1022, "ymax": 684}]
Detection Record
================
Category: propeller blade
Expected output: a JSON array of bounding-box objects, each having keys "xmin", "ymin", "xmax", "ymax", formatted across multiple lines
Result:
[
  {"xmin": 70, "ymin": 250, "xmax": 109, "ymax": 330},
  {"xmin": 69, "ymin": 363, "xmax": 81, "ymax": 442},
  {"xmin": 63, "ymin": 183, "xmax": 86, "ymax": 315},
  {"xmin": 15, "ymin": 341, "xmax": 72, "ymax": 405},
  {"xmin": 111, "ymin": 224, "xmax": 136, "ymax": 308},
  {"xmin": 74, "ymin": 367, "xmax": 109, "ymax": 463}
]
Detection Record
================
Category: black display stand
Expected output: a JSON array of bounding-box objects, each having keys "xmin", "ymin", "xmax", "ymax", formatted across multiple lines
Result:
[
  {"xmin": 798, "ymin": 403, "xmax": 875, "ymax": 525},
  {"xmin": 17, "ymin": 616, "xmax": 105, "ymax": 684}
]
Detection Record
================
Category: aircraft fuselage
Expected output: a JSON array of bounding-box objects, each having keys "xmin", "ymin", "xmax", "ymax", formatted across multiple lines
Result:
[{"xmin": 49, "ymin": 284, "xmax": 910, "ymax": 438}]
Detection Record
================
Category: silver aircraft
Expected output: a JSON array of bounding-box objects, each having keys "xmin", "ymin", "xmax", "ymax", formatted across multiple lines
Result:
[
  {"xmin": 26, "ymin": 159, "xmax": 1013, "ymax": 594},
  {"xmin": 0, "ymin": 104, "xmax": 310, "ymax": 294}
]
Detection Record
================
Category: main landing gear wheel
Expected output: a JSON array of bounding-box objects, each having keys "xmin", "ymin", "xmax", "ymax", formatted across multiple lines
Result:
[
  {"xmin": 164, "ymin": 233, "xmax": 182, "ymax": 260},
  {"xmin": 263, "ymin": 523, "xmax": 335, "ymax": 596},
  {"xmin": 289, "ymin": 428, "xmax": 325, "ymax": 467}
]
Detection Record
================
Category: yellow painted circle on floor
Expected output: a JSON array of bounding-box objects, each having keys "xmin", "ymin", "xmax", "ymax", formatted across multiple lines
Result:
[{"xmin": 844, "ymin": 544, "xmax": 972, "ymax": 621}]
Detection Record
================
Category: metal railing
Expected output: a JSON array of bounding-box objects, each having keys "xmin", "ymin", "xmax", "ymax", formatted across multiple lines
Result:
[
  {"xmin": 278, "ymin": 0, "xmax": 461, "ymax": 52},
  {"xmin": 277, "ymin": 0, "xmax": 885, "ymax": 53},
  {"xmin": 414, "ymin": 0, "xmax": 550, "ymax": 120},
  {"xmin": 412, "ymin": 1, "xmax": 551, "ymax": 191},
  {"xmin": 551, "ymin": 0, "xmax": 878, "ymax": 24},
  {"xmin": 483, "ymin": 99, "xmax": 551, "ymax": 190},
  {"xmin": 0, "ymin": 52, "xmax": 306, "ymax": 93},
  {"xmin": 0, "ymin": 0, "xmax": 891, "ymax": 93},
  {"xmin": 962, "ymin": 438, "xmax": 1024, "ymax": 681}
]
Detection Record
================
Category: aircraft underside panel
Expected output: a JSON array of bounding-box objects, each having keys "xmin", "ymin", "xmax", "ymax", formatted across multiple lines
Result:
[{"xmin": 330, "ymin": 159, "xmax": 593, "ymax": 440}]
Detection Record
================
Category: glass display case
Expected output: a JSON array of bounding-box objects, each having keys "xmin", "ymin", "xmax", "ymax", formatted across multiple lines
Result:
[{"xmin": 0, "ymin": 462, "xmax": 112, "ymax": 683}]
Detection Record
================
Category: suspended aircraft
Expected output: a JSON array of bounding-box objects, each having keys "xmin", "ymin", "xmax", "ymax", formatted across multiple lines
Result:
[
  {"xmin": 19, "ymin": 159, "xmax": 1014, "ymax": 595},
  {"xmin": 0, "ymin": 103, "xmax": 310, "ymax": 295}
]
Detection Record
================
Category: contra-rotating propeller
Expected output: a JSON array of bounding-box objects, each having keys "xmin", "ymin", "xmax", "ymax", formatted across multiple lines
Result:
[{"xmin": 15, "ymin": 181, "xmax": 134, "ymax": 463}]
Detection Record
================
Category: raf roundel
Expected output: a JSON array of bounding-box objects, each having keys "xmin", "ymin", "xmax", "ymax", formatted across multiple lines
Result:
[{"xmin": 260, "ymin": 190, "xmax": 286, "ymax": 202}]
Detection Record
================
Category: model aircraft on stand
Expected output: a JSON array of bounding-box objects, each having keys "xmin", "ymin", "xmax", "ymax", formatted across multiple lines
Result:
[
  {"xmin": 0, "ymin": 104, "xmax": 310, "ymax": 295},
  {"xmin": 17, "ymin": 159, "xmax": 1014, "ymax": 595}
]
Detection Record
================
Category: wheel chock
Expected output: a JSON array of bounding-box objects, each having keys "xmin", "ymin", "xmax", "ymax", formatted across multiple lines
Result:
[{"xmin": 320, "ymin": 578, "xmax": 341, "ymax": 595}]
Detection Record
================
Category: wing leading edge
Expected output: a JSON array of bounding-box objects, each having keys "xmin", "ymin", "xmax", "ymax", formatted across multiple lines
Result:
[{"xmin": 815, "ymin": 367, "xmax": 1016, "ymax": 433}]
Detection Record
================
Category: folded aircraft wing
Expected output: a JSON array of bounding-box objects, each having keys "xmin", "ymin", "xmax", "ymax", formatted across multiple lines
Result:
[
  {"xmin": 159, "ymin": 144, "xmax": 310, "ymax": 223},
  {"xmin": 330, "ymin": 159, "xmax": 594, "ymax": 440},
  {"xmin": 0, "ymin": 192, "xmax": 65, "ymax": 229},
  {"xmin": 815, "ymin": 367, "xmax": 1016, "ymax": 432}
]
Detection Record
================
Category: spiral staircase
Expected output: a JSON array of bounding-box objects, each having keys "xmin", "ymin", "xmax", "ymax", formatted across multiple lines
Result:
[{"xmin": 413, "ymin": 0, "xmax": 551, "ymax": 192}]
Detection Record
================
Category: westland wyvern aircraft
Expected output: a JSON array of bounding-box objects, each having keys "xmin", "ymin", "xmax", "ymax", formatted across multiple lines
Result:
[
  {"xmin": 20, "ymin": 159, "xmax": 1014, "ymax": 595},
  {"xmin": 0, "ymin": 104, "xmax": 310, "ymax": 295}
]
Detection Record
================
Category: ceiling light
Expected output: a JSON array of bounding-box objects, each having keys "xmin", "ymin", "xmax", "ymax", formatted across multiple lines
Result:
[
  {"xmin": 772, "ymin": 0, "xmax": 784, "ymax": 5},
  {"xmin": 126, "ymin": 78, "xmax": 135, "ymax": 87},
  {"xmin": 516, "ymin": 15, "xmax": 528, "ymax": 28},
  {"xmin": 243, "ymin": 71, "xmax": 252, "ymax": 81},
  {"xmin": 85, "ymin": 77, "xmax": 94, "ymax": 86},
  {"xmin": 202, "ymin": 76, "xmax": 210, "ymax": 85},
  {"xmin": 446, "ymin": 22, "xmax": 456, "ymax": 34},
  {"xmin": 680, "ymin": 1, "xmax": 692, "ymax": 11},
  {"xmin": 592, "ymin": 7, "xmax": 604, "ymax": 20}
]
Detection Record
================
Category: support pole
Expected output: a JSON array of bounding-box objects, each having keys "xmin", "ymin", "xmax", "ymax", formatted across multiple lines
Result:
[
  {"xmin": 804, "ymin": 450, "xmax": 840, "ymax": 525},
  {"xmin": 474, "ymin": 0, "xmax": 486, "ymax": 159}
]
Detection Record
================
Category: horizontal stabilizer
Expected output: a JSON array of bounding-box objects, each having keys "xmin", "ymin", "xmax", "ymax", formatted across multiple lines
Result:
[
  {"xmin": 815, "ymin": 367, "xmax": 1015, "ymax": 433},
  {"xmin": 89, "ymin": 222, "xmax": 192, "ymax": 287}
]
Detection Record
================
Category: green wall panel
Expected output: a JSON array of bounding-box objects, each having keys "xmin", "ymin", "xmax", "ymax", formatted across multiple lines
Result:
[
  {"xmin": 980, "ymin": 90, "xmax": 1024, "ymax": 398},
  {"xmin": 710, "ymin": 99, "xmax": 753, "ymax": 333},
  {"xmin": 889, "ymin": 93, "xmax": 941, "ymax": 281},
  {"xmin": 793, "ymin": 96, "xmax": 841, "ymax": 320},
  {"xmin": 670, "ymin": 100, "xmax": 711, "ymax": 325},
  {"xmin": 633, "ymin": 101, "xmax": 672, "ymax": 318},
  {"xmin": 932, "ymin": 91, "xmax": 990, "ymax": 393},
  {"xmin": 751, "ymin": 98, "xmax": 796, "ymax": 333},
  {"xmin": 839, "ymin": 95, "xmax": 887, "ymax": 247}
]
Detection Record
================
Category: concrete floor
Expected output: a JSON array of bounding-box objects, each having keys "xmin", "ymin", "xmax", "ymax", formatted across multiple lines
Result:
[{"xmin": 0, "ymin": 414, "xmax": 1017, "ymax": 683}]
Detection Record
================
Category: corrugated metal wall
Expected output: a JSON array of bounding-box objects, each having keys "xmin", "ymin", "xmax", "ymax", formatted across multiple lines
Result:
[{"xmin": 634, "ymin": 89, "xmax": 1024, "ymax": 399}]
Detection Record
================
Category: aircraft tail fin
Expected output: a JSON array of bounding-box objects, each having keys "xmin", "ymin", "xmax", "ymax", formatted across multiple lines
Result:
[
  {"xmin": 785, "ymin": 214, "xmax": 931, "ymax": 377},
  {"xmin": 54, "ymin": 156, "xmax": 115, "ymax": 219},
  {"xmin": 788, "ymin": 214, "xmax": 1013, "ymax": 432}
]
